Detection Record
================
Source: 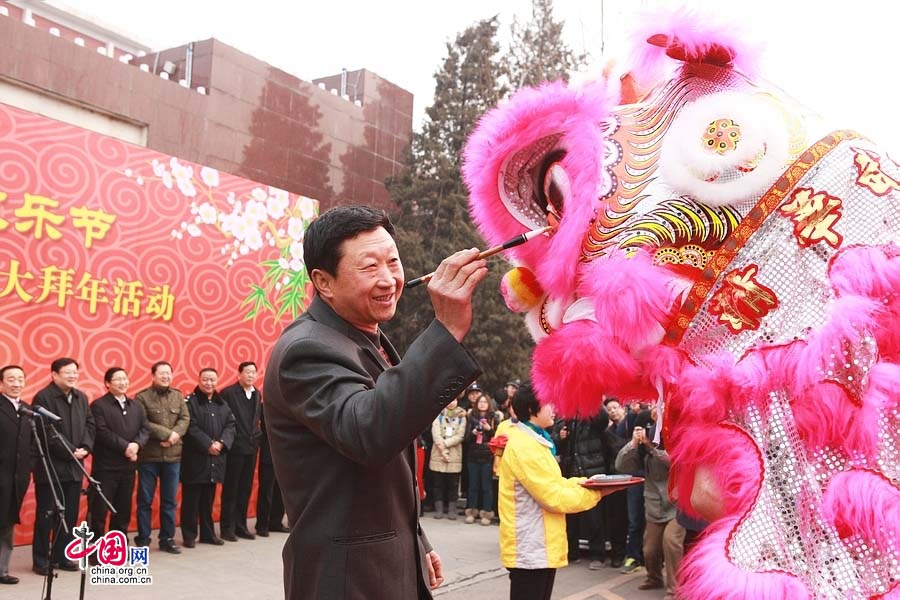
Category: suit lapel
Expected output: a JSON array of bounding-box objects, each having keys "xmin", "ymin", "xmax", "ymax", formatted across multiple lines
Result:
[{"xmin": 307, "ymin": 295, "xmax": 392, "ymax": 376}]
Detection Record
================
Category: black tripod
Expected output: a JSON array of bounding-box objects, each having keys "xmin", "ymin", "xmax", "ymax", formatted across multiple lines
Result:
[
  {"xmin": 30, "ymin": 414, "xmax": 115, "ymax": 600},
  {"xmin": 47, "ymin": 422, "xmax": 115, "ymax": 600},
  {"xmin": 30, "ymin": 415, "xmax": 67, "ymax": 600}
]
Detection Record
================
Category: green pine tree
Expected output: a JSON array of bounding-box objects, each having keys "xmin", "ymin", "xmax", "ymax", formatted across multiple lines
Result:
[
  {"xmin": 506, "ymin": 0, "xmax": 588, "ymax": 89},
  {"xmin": 384, "ymin": 18, "xmax": 533, "ymax": 397}
]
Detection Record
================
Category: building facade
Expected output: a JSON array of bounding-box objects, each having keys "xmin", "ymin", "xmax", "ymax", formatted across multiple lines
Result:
[{"xmin": 0, "ymin": 0, "xmax": 413, "ymax": 210}]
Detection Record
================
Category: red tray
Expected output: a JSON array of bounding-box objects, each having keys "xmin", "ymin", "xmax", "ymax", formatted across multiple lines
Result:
[{"xmin": 580, "ymin": 476, "xmax": 644, "ymax": 489}]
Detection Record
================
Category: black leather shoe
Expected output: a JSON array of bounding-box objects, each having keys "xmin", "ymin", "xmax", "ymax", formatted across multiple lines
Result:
[
  {"xmin": 256, "ymin": 529, "xmax": 269, "ymax": 537},
  {"xmin": 159, "ymin": 543, "xmax": 181, "ymax": 555},
  {"xmin": 0, "ymin": 575, "xmax": 20, "ymax": 584},
  {"xmin": 221, "ymin": 532, "xmax": 238, "ymax": 542},
  {"xmin": 199, "ymin": 537, "xmax": 225, "ymax": 546},
  {"xmin": 182, "ymin": 539, "xmax": 195, "ymax": 548},
  {"xmin": 58, "ymin": 561, "xmax": 79, "ymax": 572},
  {"xmin": 133, "ymin": 537, "xmax": 149, "ymax": 547},
  {"xmin": 235, "ymin": 530, "xmax": 255, "ymax": 540},
  {"xmin": 32, "ymin": 565, "xmax": 49, "ymax": 576},
  {"xmin": 269, "ymin": 524, "xmax": 290, "ymax": 533}
]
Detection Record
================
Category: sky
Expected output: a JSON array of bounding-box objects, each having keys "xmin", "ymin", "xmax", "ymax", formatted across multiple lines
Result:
[{"xmin": 73, "ymin": 0, "xmax": 900, "ymax": 150}]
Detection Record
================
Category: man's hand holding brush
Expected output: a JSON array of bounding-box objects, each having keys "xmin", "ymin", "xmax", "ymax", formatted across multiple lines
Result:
[
  {"xmin": 427, "ymin": 248, "xmax": 488, "ymax": 343},
  {"xmin": 413, "ymin": 225, "xmax": 554, "ymax": 343}
]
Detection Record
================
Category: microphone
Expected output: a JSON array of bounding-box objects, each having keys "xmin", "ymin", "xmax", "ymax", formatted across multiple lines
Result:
[
  {"xmin": 18, "ymin": 405, "xmax": 38, "ymax": 418},
  {"xmin": 35, "ymin": 406, "xmax": 62, "ymax": 422}
]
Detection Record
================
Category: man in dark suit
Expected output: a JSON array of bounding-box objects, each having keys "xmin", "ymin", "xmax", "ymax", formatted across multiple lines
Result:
[
  {"xmin": 219, "ymin": 361, "xmax": 261, "ymax": 541},
  {"xmin": 0, "ymin": 365, "xmax": 32, "ymax": 584},
  {"xmin": 264, "ymin": 205, "xmax": 487, "ymax": 600},
  {"xmin": 31, "ymin": 357, "xmax": 95, "ymax": 575},
  {"xmin": 255, "ymin": 411, "xmax": 287, "ymax": 537},
  {"xmin": 89, "ymin": 367, "xmax": 149, "ymax": 539}
]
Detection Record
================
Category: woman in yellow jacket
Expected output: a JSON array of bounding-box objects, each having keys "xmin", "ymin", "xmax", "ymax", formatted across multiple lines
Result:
[{"xmin": 498, "ymin": 382, "xmax": 616, "ymax": 600}]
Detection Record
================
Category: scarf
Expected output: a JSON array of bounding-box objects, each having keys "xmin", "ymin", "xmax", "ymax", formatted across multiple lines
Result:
[{"xmin": 524, "ymin": 421, "xmax": 557, "ymax": 456}]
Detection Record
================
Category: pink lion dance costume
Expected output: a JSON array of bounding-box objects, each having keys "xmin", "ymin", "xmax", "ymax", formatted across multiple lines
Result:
[{"xmin": 463, "ymin": 11, "xmax": 900, "ymax": 600}]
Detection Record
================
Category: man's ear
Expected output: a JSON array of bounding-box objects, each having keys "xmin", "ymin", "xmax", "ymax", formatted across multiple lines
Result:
[{"xmin": 310, "ymin": 269, "xmax": 334, "ymax": 300}]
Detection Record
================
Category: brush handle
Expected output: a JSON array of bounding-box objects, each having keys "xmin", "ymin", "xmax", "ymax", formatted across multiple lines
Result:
[{"xmin": 404, "ymin": 226, "xmax": 552, "ymax": 289}]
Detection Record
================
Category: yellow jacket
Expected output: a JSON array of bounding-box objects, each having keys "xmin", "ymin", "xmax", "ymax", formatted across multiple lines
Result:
[{"xmin": 498, "ymin": 422, "xmax": 601, "ymax": 569}]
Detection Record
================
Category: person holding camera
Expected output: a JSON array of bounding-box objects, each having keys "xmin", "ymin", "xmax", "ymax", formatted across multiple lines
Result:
[
  {"xmin": 464, "ymin": 394, "xmax": 497, "ymax": 525},
  {"xmin": 615, "ymin": 402, "xmax": 684, "ymax": 599}
]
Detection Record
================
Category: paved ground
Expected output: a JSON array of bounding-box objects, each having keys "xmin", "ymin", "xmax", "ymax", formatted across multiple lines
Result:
[{"xmin": 6, "ymin": 514, "xmax": 668, "ymax": 599}]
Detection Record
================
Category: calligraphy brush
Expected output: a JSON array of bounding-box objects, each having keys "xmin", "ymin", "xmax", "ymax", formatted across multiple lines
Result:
[{"xmin": 404, "ymin": 225, "xmax": 554, "ymax": 289}]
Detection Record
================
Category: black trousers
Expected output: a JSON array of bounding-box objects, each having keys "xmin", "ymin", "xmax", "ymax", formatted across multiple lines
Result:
[
  {"xmin": 600, "ymin": 488, "xmax": 628, "ymax": 560},
  {"xmin": 508, "ymin": 568, "xmax": 556, "ymax": 600},
  {"xmin": 89, "ymin": 468, "xmax": 136, "ymax": 536},
  {"xmin": 256, "ymin": 460, "xmax": 285, "ymax": 531},
  {"xmin": 221, "ymin": 452, "xmax": 256, "ymax": 534},
  {"xmin": 33, "ymin": 481, "xmax": 81, "ymax": 568},
  {"xmin": 181, "ymin": 482, "xmax": 217, "ymax": 542},
  {"xmin": 431, "ymin": 472, "xmax": 459, "ymax": 508}
]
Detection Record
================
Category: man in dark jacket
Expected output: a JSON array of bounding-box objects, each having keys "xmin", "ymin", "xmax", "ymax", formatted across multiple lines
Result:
[
  {"xmin": 255, "ymin": 411, "xmax": 287, "ymax": 536},
  {"xmin": 219, "ymin": 361, "xmax": 261, "ymax": 541},
  {"xmin": 89, "ymin": 367, "xmax": 149, "ymax": 539},
  {"xmin": 0, "ymin": 365, "xmax": 32, "ymax": 584},
  {"xmin": 31, "ymin": 357, "xmax": 95, "ymax": 575},
  {"xmin": 181, "ymin": 368, "xmax": 235, "ymax": 547},
  {"xmin": 135, "ymin": 361, "xmax": 189, "ymax": 554},
  {"xmin": 553, "ymin": 409, "xmax": 628, "ymax": 569},
  {"xmin": 264, "ymin": 205, "xmax": 486, "ymax": 600}
]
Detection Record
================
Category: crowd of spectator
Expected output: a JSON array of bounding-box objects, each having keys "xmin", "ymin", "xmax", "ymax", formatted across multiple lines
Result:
[{"xmin": 418, "ymin": 378, "xmax": 701, "ymax": 600}]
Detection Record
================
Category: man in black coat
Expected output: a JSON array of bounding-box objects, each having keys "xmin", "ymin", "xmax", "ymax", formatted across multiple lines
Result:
[
  {"xmin": 181, "ymin": 368, "xmax": 235, "ymax": 547},
  {"xmin": 554, "ymin": 409, "xmax": 628, "ymax": 568},
  {"xmin": 0, "ymin": 365, "xmax": 32, "ymax": 585},
  {"xmin": 255, "ymin": 411, "xmax": 287, "ymax": 536},
  {"xmin": 264, "ymin": 205, "xmax": 486, "ymax": 600},
  {"xmin": 219, "ymin": 361, "xmax": 261, "ymax": 541},
  {"xmin": 89, "ymin": 367, "xmax": 149, "ymax": 540},
  {"xmin": 31, "ymin": 357, "xmax": 95, "ymax": 575}
]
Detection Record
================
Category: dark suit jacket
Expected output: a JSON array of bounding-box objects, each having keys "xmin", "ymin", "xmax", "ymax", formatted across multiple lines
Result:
[
  {"xmin": 32, "ymin": 383, "xmax": 95, "ymax": 484},
  {"xmin": 263, "ymin": 295, "xmax": 480, "ymax": 600},
  {"xmin": 0, "ymin": 398, "xmax": 32, "ymax": 528},
  {"xmin": 90, "ymin": 393, "xmax": 150, "ymax": 472},
  {"xmin": 220, "ymin": 382, "xmax": 261, "ymax": 455}
]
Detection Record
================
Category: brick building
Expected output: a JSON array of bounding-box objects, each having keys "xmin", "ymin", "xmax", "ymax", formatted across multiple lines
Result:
[{"xmin": 0, "ymin": 0, "xmax": 413, "ymax": 210}]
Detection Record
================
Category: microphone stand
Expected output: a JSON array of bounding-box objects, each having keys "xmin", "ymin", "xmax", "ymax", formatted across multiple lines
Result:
[
  {"xmin": 48, "ymin": 422, "xmax": 116, "ymax": 600},
  {"xmin": 30, "ymin": 415, "xmax": 67, "ymax": 600}
]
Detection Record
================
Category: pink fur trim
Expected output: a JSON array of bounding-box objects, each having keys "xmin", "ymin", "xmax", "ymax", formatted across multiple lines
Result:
[
  {"xmin": 462, "ymin": 80, "xmax": 614, "ymax": 300},
  {"xmin": 578, "ymin": 249, "xmax": 675, "ymax": 351},
  {"xmin": 841, "ymin": 362, "xmax": 900, "ymax": 458},
  {"xmin": 829, "ymin": 243, "xmax": 900, "ymax": 299},
  {"xmin": 876, "ymin": 584, "xmax": 900, "ymax": 600},
  {"xmin": 758, "ymin": 295, "xmax": 881, "ymax": 396},
  {"xmin": 829, "ymin": 243, "xmax": 900, "ymax": 359},
  {"xmin": 639, "ymin": 344, "xmax": 688, "ymax": 388},
  {"xmin": 678, "ymin": 518, "xmax": 811, "ymax": 600},
  {"xmin": 669, "ymin": 423, "xmax": 762, "ymax": 519},
  {"xmin": 530, "ymin": 320, "xmax": 643, "ymax": 417},
  {"xmin": 788, "ymin": 382, "xmax": 855, "ymax": 454},
  {"xmin": 821, "ymin": 470, "xmax": 900, "ymax": 558},
  {"xmin": 627, "ymin": 7, "xmax": 763, "ymax": 91},
  {"xmin": 673, "ymin": 356, "xmax": 738, "ymax": 424}
]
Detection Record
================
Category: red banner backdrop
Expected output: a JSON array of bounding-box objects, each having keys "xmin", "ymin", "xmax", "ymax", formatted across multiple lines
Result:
[{"xmin": 0, "ymin": 102, "xmax": 317, "ymax": 544}]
